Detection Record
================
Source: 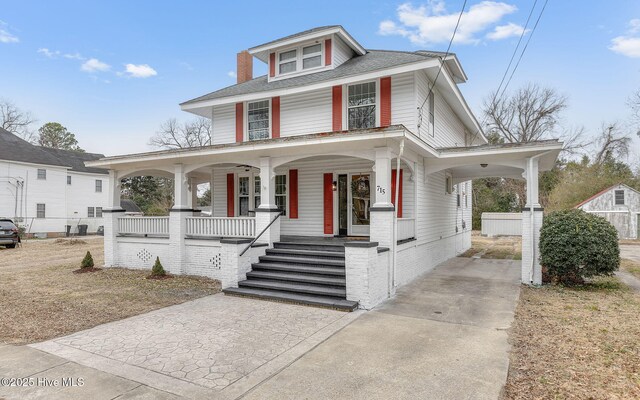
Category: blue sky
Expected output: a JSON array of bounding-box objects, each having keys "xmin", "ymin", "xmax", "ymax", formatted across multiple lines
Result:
[{"xmin": 1, "ymin": 0, "xmax": 639, "ymax": 157}]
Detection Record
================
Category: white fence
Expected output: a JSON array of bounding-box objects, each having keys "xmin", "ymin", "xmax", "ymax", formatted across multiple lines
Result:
[
  {"xmin": 397, "ymin": 218, "xmax": 415, "ymax": 241},
  {"xmin": 118, "ymin": 217, "xmax": 169, "ymax": 236},
  {"xmin": 481, "ymin": 213, "xmax": 522, "ymax": 236},
  {"xmin": 186, "ymin": 217, "xmax": 256, "ymax": 238}
]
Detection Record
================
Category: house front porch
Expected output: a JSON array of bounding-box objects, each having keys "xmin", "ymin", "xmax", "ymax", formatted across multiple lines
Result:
[{"xmin": 88, "ymin": 126, "xmax": 561, "ymax": 310}]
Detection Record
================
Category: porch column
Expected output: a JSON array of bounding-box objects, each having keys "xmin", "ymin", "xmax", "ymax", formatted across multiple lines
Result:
[
  {"xmin": 210, "ymin": 168, "xmax": 215, "ymax": 215},
  {"xmin": 103, "ymin": 170, "xmax": 124, "ymax": 268},
  {"xmin": 190, "ymin": 177, "xmax": 198, "ymax": 210},
  {"xmin": 522, "ymin": 157, "xmax": 543, "ymax": 285},
  {"xmin": 255, "ymin": 156, "xmax": 280, "ymax": 245},
  {"xmin": 169, "ymin": 164, "xmax": 189, "ymax": 275},
  {"xmin": 370, "ymin": 147, "xmax": 394, "ymax": 247}
]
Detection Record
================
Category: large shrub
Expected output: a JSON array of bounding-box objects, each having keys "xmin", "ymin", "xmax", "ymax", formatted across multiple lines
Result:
[{"xmin": 539, "ymin": 209, "xmax": 619, "ymax": 284}]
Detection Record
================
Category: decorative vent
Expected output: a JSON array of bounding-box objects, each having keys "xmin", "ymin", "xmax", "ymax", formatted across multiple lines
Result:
[
  {"xmin": 210, "ymin": 253, "xmax": 222, "ymax": 270},
  {"xmin": 137, "ymin": 249, "xmax": 152, "ymax": 263}
]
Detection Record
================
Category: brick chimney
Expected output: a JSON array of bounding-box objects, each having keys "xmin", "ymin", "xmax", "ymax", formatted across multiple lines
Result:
[{"xmin": 236, "ymin": 50, "xmax": 253, "ymax": 84}]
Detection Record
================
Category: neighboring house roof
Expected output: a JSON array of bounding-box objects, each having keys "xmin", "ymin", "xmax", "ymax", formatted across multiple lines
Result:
[
  {"xmin": 39, "ymin": 147, "xmax": 108, "ymax": 175},
  {"xmin": 0, "ymin": 127, "xmax": 107, "ymax": 174},
  {"xmin": 0, "ymin": 127, "xmax": 70, "ymax": 168},
  {"xmin": 181, "ymin": 50, "xmax": 438, "ymax": 106},
  {"xmin": 120, "ymin": 199, "xmax": 142, "ymax": 213},
  {"xmin": 574, "ymin": 183, "xmax": 640, "ymax": 209}
]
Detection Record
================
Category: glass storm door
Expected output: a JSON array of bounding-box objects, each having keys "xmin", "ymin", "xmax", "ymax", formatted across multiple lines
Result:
[{"xmin": 349, "ymin": 174, "xmax": 371, "ymax": 236}]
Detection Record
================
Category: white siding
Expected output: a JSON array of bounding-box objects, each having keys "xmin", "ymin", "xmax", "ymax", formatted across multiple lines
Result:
[
  {"xmin": 391, "ymin": 72, "xmax": 416, "ymax": 133},
  {"xmin": 212, "ymin": 103, "xmax": 235, "ymax": 145},
  {"xmin": 333, "ymin": 36, "xmax": 353, "ymax": 68},
  {"xmin": 280, "ymin": 88, "xmax": 332, "ymax": 137},
  {"xmin": 66, "ymin": 172, "xmax": 110, "ymax": 233},
  {"xmin": 578, "ymin": 184, "xmax": 640, "ymax": 239},
  {"xmin": 415, "ymin": 70, "xmax": 467, "ymax": 148}
]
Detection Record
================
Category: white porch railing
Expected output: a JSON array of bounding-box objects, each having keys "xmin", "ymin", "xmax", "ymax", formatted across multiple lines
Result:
[
  {"xmin": 118, "ymin": 217, "xmax": 169, "ymax": 236},
  {"xmin": 397, "ymin": 218, "xmax": 415, "ymax": 241},
  {"xmin": 186, "ymin": 217, "xmax": 256, "ymax": 238}
]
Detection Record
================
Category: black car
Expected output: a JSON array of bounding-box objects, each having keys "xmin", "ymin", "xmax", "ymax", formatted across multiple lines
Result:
[{"xmin": 0, "ymin": 219, "xmax": 20, "ymax": 248}]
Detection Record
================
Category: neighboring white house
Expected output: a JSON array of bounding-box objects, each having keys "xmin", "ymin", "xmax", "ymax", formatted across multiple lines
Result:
[
  {"xmin": 87, "ymin": 26, "xmax": 562, "ymax": 310},
  {"xmin": 0, "ymin": 128, "xmax": 109, "ymax": 236},
  {"xmin": 575, "ymin": 183, "xmax": 640, "ymax": 239}
]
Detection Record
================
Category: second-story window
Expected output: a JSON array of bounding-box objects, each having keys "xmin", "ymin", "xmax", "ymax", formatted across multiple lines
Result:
[
  {"xmin": 278, "ymin": 49, "xmax": 297, "ymax": 74},
  {"xmin": 348, "ymin": 82, "xmax": 376, "ymax": 130},
  {"xmin": 67, "ymin": 175, "xmax": 72, "ymax": 185},
  {"xmin": 37, "ymin": 169, "xmax": 47, "ymax": 180},
  {"xmin": 615, "ymin": 190, "xmax": 625, "ymax": 205},
  {"xmin": 95, "ymin": 179, "xmax": 103, "ymax": 192},
  {"xmin": 247, "ymin": 100, "xmax": 270, "ymax": 141},
  {"xmin": 302, "ymin": 44, "xmax": 321, "ymax": 69}
]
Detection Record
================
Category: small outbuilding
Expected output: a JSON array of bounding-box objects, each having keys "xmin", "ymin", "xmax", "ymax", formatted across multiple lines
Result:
[{"xmin": 575, "ymin": 183, "xmax": 640, "ymax": 239}]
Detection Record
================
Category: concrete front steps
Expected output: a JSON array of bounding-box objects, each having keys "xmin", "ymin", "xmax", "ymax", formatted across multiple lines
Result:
[{"xmin": 223, "ymin": 241, "xmax": 358, "ymax": 311}]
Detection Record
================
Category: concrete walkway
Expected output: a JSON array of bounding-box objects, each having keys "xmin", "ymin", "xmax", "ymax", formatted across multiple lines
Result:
[
  {"xmin": 243, "ymin": 257, "xmax": 521, "ymax": 399},
  {"xmin": 618, "ymin": 244, "xmax": 640, "ymax": 292},
  {"xmin": 1, "ymin": 257, "xmax": 520, "ymax": 399}
]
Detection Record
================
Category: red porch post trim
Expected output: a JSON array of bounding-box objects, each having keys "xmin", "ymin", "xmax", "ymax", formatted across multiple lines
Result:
[
  {"xmin": 226, "ymin": 173, "xmax": 235, "ymax": 217},
  {"xmin": 269, "ymin": 52, "xmax": 276, "ymax": 77},
  {"xmin": 332, "ymin": 86, "xmax": 342, "ymax": 132},
  {"xmin": 272, "ymin": 96, "xmax": 280, "ymax": 139},
  {"xmin": 324, "ymin": 38, "xmax": 332, "ymax": 66},
  {"xmin": 235, "ymin": 102, "xmax": 243, "ymax": 143},
  {"xmin": 391, "ymin": 169, "xmax": 403, "ymax": 218},
  {"xmin": 323, "ymin": 173, "xmax": 333, "ymax": 234},
  {"xmin": 289, "ymin": 169, "xmax": 298, "ymax": 219},
  {"xmin": 380, "ymin": 76, "xmax": 392, "ymax": 127}
]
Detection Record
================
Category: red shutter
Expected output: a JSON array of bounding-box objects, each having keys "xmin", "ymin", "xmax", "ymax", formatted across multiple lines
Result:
[
  {"xmin": 227, "ymin": 173, "xmax": 235, "ymax": 217},
  {"xmin": 235, "ymin": 103, "xmax": 243, "ymax": 143},
  {"xmin": 325, "ymin": 39, "xmax": 332, "ymax": 66},
  {"xmin": 323, "ymin": 173, "xmax": 333, "ymax": 234},
  {"xmin": 289, "ymin": 169, "xmax": 298, "ymax": 219},
  {"xmin": 380, "ymin": 76, "xmax": 392, "ymax": 127},
  {"xmin": 332, "ymin": 85, "xmax": 342, "ymax": 132},
  {"xmin": 391, "ymin": 169, "xmax": 403, "ymax": 218},
  {"xmin": 269, "ymin": 52, "xmax": 275, "ymax": 77},
  {"xmin": 272, "ymin": 96, "xmax": 280, "ymax": 139}
]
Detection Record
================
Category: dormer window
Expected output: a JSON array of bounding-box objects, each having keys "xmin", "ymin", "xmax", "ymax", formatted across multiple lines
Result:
[{"xmin": 276, "ymin": 42, "xmax": 324, "ymax": 76}]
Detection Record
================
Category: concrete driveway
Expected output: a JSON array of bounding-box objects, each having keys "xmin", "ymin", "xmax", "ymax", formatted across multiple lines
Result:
[
  {"xmin": 2, "ymin": 257, "xmax": 520, "ymax": 399},
  {"xmin": 244, "ymin": 257, "xmax": 520, "ymax": 400}
]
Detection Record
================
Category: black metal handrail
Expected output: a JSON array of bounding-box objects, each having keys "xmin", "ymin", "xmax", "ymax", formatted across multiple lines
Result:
[{"xmin": 239, "ymin": 210, "xmax": 282, "ymax": 256}]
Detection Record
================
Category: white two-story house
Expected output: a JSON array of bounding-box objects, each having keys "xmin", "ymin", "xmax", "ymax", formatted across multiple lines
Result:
[
  {"xmin": 0, "ymin": 128, "xmax": 109, "ymax": 236},
  {"xmin": 88, "ymin": 26, "xmax": 562, "ymax": 310}
]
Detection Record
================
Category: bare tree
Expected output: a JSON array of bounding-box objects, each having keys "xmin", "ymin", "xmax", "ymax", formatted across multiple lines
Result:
[
  {"xmin": 483, "ymin": 83, "xmax": 568, "ymax": 143},
  {"xmin": 0, "ymin": 99, "xmax": 37, "ymax": 142},
  {"xmin": 592, "ymin": 123, "xmax": 631, "ymax": 166},
  {"xmin": 149, "ymin": 117, "xmax": 212, "ymax": 149},
  {"xmin": 628, "ymin": 89, "xmax": 640, "ymax": 124}
]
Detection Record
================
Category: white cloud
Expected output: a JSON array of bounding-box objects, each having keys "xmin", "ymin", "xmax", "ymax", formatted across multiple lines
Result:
[
  {"xmin": 227, "ymin": 71, "xmax": 237, "ymax": 78},
  {"xmin": 486, "ymin": 22, "xmax": 528, "ymax": 40},
  {"xmin": 64, "ymin": 52, "xmax": 84, "ymax": 60},
  {"xmin": 38, "ymin": 48, "xmax": 60, "ymax": 58},
  {"xmin": 378, "ymin": 1, "xmax": 520, "ymax": 45},
  {"xmin": 81, "ymin": 58, "xmax": 111, "ymax": 72},
  {"xmin": 609, "ymin": 19, "xmax": 640, "ymax": 58},
  {"xmin": 0, "ymin": 21, "xmax": 19, "ymax": 43},
  {"xmin": 123, "ymin": 63, "xmax": 157, "ymax": 78}
]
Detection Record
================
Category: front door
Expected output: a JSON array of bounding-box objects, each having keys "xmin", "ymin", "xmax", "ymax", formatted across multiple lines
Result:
[
  {"xmin": 338, "ymin": 174, "xmax": 348, "ymax": 236},
  {"xmin": 349, "ymin": 174, "xmax": 371, "ymax": 236}
]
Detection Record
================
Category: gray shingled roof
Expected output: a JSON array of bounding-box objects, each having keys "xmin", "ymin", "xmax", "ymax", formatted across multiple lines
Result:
[
  {"xmin": 249, "ymin": 25, "xmax": 343, "ymax": 51},
  {"xmin": 181, "ymin": 50, "xmax": 437, "ymax": 106},
  {"xmin": 121, "ymin": 199, "xmax": 142, "ymax": 213},
  {"xmin": 0, "ymin": 127, "xmax": 107, "ymax": 174},
  {"xmin": 40, "ymin": 147, "xmax": 108, "ymax": 175}
]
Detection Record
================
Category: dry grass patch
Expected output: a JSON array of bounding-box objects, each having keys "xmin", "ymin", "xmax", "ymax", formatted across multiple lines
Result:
[
  {"xmin": 621, "ymin": 258, "xmax": 640, "ymax": 280},
  {"xmin": 503, "ymin": 278, "xmax": 640, "ymax": 399},
  {"xmin": 459, "ymin": 232, "xmax": 522, "ymax": 260},
  {"xmin": 0, "ymin": 237, "xmax": 220, "ymax": 345},
  {"xmin": 620, "ymin": 239, "xmax": 640, "ymax": 246}
]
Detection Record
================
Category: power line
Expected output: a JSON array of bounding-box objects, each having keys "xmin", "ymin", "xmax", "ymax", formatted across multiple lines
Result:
[
  {"xmin": 497, "ymin": 0, "xmax": 550, "ymax": 99},
  {"xmin": 417, "ymin": 0, "xmax": 468, "ymax": 127},
  {"xmin": 490, "ymin": 0, "xmax": 539, "ymax": 107}
]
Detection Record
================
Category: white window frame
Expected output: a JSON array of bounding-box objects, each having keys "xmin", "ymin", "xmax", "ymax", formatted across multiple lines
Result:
[
  {"xmin": 96, "ymin": 207, "xmax": 103, "ymax": 218},
  {"xmin": 615, "ymin": 190, "xmax": 625, "ymax": 205},
  {"xmin": 237, "ymin": 175, "xmax": 251, "ymax": 216},
  {"xmin": 67, "ymin": 175, "xmax": 72, "ymax": 185},
  {"xmin": 345, "ymin": 79, "xmax": 379, "ymax": 130},
  {"xmin": 95, "ymin": 179, "xmax": 103, "ymax": 193},
  {"xmin": 36, "ymin": 203, "xmax": 46, "ymax": 219},
  {"xmin": 37, "ymin": 169, "xmax": 46, "ymax": 180},
  {"xmin": 275, "ymin": 40, "xmax": 325, "ymax": 78},
  {"xmin": 445, "ymin": 174, "xmax": 453, "ymax": 195},
  {"xmin": 88, "ymin": 207, "xmax": 95, "ymax": 218},
  {"xmin": 275, "ymin": 173, "xmax": 288, "ymax": 217},
  {"xmin": 245, "ymin": 99, "xmax": 271, "ymax": 141}
]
